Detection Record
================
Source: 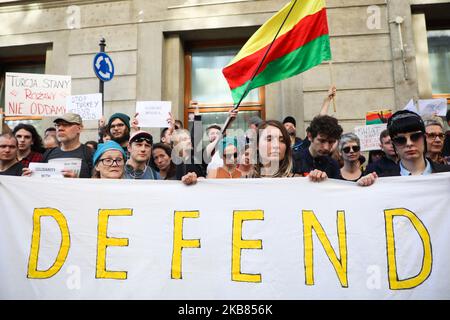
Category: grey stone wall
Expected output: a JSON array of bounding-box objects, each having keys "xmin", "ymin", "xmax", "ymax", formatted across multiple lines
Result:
[{"xmin": 0, "ymin": 0, "xmax": 421, "ymax": 140}]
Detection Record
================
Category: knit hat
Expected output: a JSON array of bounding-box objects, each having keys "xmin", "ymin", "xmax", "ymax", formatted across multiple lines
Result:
[
  {"xmin": 108, "ymin": 113, "xmax": 130, "ymax": 131},
  {"xmin": 283, "ymin": 116, "xmax": 296, "ymax": 127},
  {"xmin": 93, "ymin": 140, "xmax": 127, "ymax": 165}
]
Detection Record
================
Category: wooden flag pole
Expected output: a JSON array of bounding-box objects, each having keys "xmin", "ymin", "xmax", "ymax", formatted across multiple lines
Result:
[{"xmin": 328, "ymin": 60, "xmax": 336, "ymax": 112}]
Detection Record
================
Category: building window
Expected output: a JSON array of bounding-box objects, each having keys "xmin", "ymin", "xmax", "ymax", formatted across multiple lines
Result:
[
  {"xmin": 427, "ymin": 30, "xmax": 450, "ymax": 100},
  {"xmin": 0, "ymin": 55, "xmax": 46, "ymax": 130},
  {"xmin": 184, "ymin": 40, "xmax": 265, "ymax": 133}
]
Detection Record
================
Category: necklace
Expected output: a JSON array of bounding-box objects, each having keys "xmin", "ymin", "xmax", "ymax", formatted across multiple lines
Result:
[{"xmin": 126, "ymin": 164, "xmax": 147, "ymax": 179}]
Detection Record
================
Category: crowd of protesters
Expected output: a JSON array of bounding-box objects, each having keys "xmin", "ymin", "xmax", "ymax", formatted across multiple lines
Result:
[{"xmin": 1, "ymin": 88, "xmax": 450, "ymax": 187}]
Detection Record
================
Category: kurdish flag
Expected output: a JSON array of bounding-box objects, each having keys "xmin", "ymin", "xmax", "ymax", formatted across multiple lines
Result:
[{"xmin": 223, "ymin": 0, "xmax": 331, "ymax": 104}]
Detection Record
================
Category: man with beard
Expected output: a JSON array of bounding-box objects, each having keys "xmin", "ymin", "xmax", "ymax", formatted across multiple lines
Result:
[
  {"xmin": 107, "ymin": 113, "xmax": 131, "ymax": 152},
  {"xmin": 23, "ymin": 113, "xmax": 93, "ymax": 178}
]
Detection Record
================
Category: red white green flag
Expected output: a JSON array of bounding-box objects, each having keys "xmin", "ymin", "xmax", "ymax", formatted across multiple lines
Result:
[{"xmin": 223, "ymin": 0, "xmax": 332, "ymax": 104}]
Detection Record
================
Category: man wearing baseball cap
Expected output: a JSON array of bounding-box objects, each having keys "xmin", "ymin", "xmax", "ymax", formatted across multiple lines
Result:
[
  {"xmin": 124, "ymin": 130, "xmax": 159, "ymax": 180},
  {"xmin": 23, "ymin": 113, "xmax": 93, "ymax": 178}
]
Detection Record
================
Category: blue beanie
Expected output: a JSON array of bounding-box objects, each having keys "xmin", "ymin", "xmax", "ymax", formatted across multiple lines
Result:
[
  {"xmin": 93, "ymin": 140, "xmax": 127, "ymax": 165},
  {"xmin": 108, "ymin": 113, "xmax": 130, "ymax": 131}
]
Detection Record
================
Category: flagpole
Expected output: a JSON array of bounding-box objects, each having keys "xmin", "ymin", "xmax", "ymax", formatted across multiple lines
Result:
[
  {"xmin": 328, "ymin": 60, "xmax": 337, "ymax": 112},
  {"xmin": 221, "ymin": 0, "xmax": 299, "ymax": 134}
]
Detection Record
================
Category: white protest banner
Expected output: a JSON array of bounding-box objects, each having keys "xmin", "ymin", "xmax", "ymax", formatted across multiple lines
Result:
[
  {"xmin": 5, "ymin": 72, "xmax": 71, "ymax": 116},
  {"xmin": 417, "ymin": 99, "xmax": 447, "ymax": 117},
  {"xmin": 48, "ymin": 158, "xmax": 82, "ymax": 177},
  {"xmin": 29, "ymin": 162, "xmax": 65, "ymax": 178},
  {"xmin": 66, "ymin": 94, "xmax": 102, "ymax": 120},
  {"xmin": 1, "ymin": 174, "xmax": 450, "ymax": 299},
  {"xmin": 354, "ymin": 124, "xmax": 387, "ymax": 151},
  {"xmin": 136, "ymin": 101, "xmax": 171, "ymax": 128}
]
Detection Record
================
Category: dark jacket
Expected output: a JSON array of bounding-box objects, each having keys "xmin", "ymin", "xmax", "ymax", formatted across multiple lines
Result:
[
  {"xmin": 378, "ymin": 158, "xmax": 450, "ymax": 177},
  {"xmin": 364, "ymin": 155, "xmax": 398, "ymax": 176},
  {"xmin": 293, "ymin": 147, "xmax": 340, "ymax": 179}
]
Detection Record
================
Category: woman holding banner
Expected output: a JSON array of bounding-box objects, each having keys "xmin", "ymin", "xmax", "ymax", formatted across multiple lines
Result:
[{"xmin": 92, "ymin": 141, "xmax": 126, "ymax": 179}]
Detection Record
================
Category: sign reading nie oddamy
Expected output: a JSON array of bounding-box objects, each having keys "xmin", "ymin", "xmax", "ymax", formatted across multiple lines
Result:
[
  {"xmin": 0, "ymin": 175, "xmax": 449, "ymax": 299},
  {"xmin": 5, "ymin": 72, "xmax": 71, "ymax": 116}
]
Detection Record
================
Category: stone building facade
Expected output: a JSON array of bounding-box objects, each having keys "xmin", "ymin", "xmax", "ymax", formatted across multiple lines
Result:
[{"xmin": 0, "ymin": 0, "xmax": 449, "ymax": 140}]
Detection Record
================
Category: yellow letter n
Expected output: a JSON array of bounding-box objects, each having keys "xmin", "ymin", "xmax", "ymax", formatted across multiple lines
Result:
[{"xmin": 302, "ymin": 210, "xmax": 348, "ymax": 287}]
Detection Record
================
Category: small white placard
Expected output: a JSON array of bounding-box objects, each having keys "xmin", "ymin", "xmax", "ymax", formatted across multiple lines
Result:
[
  {"xmin": 136, "ymin": 101, "xmax": 171, "ymax": 128},
  {"xmin": 66, "ymin": 93, "xmax": 102, "ymax": 120},
  {"xmin": 29, "ymin": 162, "xmax": 65, "ymax": 178},
  {"xmin": 48, "ymin": 158, "xmax": 82, "ymax": 178},
  {"xmin": 354, "ymin": 124, "xmax": 387, "ymax": 152},
  {"xmin": 418, "ymin": 99, "xmax": 447, "ymax": 117}
]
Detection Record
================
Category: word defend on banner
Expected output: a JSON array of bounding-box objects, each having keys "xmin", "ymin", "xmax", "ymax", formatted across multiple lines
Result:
[
  {"xmin": 5, "ymin": 72, "xmax": 71, "ymax": 116},
  {"xmin": 0, "ymin": 175, "xmax": 449, "ymax": 299},
  {"xmin": 28, "ymin": 163, "xmax": 64, "ymax": 178},
  {"xmin": 354, "ymin": 124, "xmax": 387, "ymax": 151},
  {"xmin": 136, "ymin": 101, "xmax": 171, "ymax": 128},
  {"xmin": 66, "ymin": 94, "xmax": 102, "ymax": 121}
]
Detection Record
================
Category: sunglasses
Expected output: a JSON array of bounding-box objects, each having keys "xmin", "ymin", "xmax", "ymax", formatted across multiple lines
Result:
[
  {"xmin": 132, "ymin": 137, "xmax": 152, "ymax": 145},
  {"xmin": 392, "ymin": 132, "xmax": 423, "ymax": 146},
  {"xmin": 342, "ymin": 145, "xmax": 360, "ymax": 153}
]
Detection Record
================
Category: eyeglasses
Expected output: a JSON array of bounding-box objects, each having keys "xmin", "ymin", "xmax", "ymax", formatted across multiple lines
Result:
[
  {"xmin": 426, "ymin": 133, "xmax": 445, "ymax": 141},
  {"xmin": 99, "ymin": 158, "xmax": 124, "ymax": 166},
  {"xmin": 342, "ymin": 145, "xmax": 360, "ymax": 153},
  {"xmin": 392, "ymin": 132, "xmax": 423, "ymax": 146}
]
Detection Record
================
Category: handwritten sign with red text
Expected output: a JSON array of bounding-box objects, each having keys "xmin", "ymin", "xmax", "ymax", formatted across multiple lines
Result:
[{"xmin": 5, "ymin": 72, "xmax": 71, "ymax": 116}]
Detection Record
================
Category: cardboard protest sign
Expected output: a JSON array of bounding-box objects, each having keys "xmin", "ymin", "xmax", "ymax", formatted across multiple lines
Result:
[
  {"xmin": 136, "ymin": 101, "xmax": 171, "ymax": 128},
  {"xmin": 66, "ymin": 94, "xmax": 102, "ymax": 120},
  {"xmin": 5, "ymin": 72, "xmax": 71, "ymax": 116},
  {"xmin": 1, "ymin": 174, "xmax": 450, "ymax": 299},
  {"xmin": 365, "ymin": 109, "xmax": 392, "ymax": 125},
  {"xmin": 29, "ymin": 162, "xmax": 64, "ymax": 178},
  {"xmin": 354, "ymin": 124, "xmax": 387, "ymax": 151}
]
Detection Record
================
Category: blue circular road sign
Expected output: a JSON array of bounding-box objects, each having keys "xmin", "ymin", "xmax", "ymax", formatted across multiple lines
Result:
[{"xmin": 93, "ymin": 52, "xmax": 115, "ymax": 82}]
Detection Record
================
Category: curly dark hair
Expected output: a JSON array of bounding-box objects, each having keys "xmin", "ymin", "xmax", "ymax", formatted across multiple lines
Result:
[
  {"xmin": 308, "ymin": 115, "xmax": 343, "ymax": 140},
  {"xmin": 12, "ymin": 123, "xmax": 45, "ymax": 153}
]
